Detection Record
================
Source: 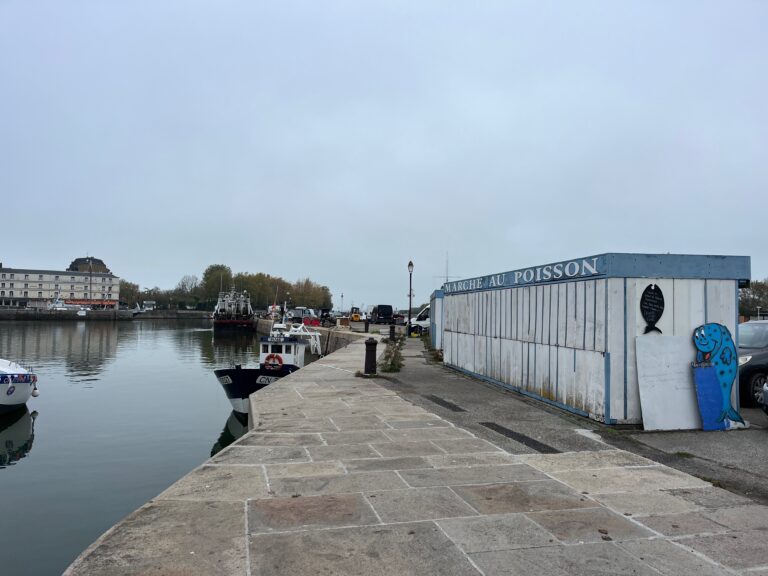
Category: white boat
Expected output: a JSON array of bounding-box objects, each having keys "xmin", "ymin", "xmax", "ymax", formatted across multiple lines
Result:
[
  {"xmin": 214, "ymin": 322, "xmax": 322, "ymax": 413},
  {"xmin": 0, "ymin": 359, "xmax": 39, "ymax": 414},
  {"xmin": 213, "ymin": 288, "xmax": 255, "ymax": 331}
]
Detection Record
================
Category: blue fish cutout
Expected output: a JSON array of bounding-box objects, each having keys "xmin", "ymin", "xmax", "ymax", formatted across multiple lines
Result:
[{"xmin": 692, "ymin": 323, "xmax": 744, "ymax": 425}]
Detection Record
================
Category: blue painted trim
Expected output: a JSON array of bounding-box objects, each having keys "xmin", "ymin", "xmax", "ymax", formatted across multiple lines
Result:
[
  {"xmin": 735, "ymin": 284, "xmax": 741, "ymax": 412},
  {"xmin": 604, "ymin": 352, "xmax": 611, "ymax": 422},
  {"xmin": 442, "ymin": 253, "xmax": 750, "ymax": 295},
  {"xmin": 704, "ymin": 280, "xmax": 709, "ymax": 323},
  {"xmin": 447, "ymin": 363, "xmax": 592, "ymax": 419},
  {"xmin": 623, "ymin": 278, "xmax": 628, "ymax": 421}
]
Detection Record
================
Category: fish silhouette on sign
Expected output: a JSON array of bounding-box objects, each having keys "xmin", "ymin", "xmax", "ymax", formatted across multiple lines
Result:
[{"xmin": 640, "ymin": 284, "xmax": 664, "ymax": 334}]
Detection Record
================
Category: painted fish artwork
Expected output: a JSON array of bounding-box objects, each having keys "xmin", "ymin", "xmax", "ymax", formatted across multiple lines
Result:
[{"xmin": 692, "ymin": 323, "xmax": 745, "ymax": 430}]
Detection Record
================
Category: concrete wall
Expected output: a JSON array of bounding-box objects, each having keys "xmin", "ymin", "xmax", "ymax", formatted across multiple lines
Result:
[{"xmin": 440, "ymin": 254, "xmax": 749, "ymax": 425}]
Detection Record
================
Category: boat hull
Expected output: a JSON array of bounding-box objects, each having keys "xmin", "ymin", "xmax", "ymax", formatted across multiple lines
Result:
[
  {"xmin": 213, "ymin": 319, "xmax": 255, "ymax": 331},
  {"xmin": 214, "ymin": 365, "xmax": 298, "ymax": 413},
  {"xmin": 0, "ymin": 381, "xmax": 34, "ymax": 414}
]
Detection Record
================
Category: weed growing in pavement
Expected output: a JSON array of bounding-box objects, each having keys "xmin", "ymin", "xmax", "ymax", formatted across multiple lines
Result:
[{"xmin": 379, "ymin": 335, "xmax": 405, "ymax": 372}]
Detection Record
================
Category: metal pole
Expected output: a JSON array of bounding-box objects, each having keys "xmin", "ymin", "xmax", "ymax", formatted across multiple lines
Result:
[{"xmin": 407, "ymin": 260, "xmax": 413, "ymax": 337}]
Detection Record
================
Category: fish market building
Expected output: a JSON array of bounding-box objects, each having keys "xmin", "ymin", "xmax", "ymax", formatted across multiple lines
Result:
[{"xmin": 432, "ymin": 253, "xmax": 750, "ymax": 425}]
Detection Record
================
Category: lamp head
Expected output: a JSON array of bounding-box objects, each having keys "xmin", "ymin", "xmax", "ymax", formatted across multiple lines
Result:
[{"xmin": 408, "ymin": 260, "xmax": 414, "ymax": 274}]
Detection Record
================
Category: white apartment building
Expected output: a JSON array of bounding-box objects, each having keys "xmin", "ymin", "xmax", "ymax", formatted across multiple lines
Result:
[{"xmin": 0, "ymin": 258, "xmax": 121, "ymax": 309}]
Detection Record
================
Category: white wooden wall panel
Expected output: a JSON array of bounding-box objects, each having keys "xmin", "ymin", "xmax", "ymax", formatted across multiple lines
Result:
[
  {"xmin": 672, "ymin": 279, "xmax": 705, "ymax": 338},
  {"xmin": 535, "ymin": 343, "xmax": 549, "ymax": 397},
  {"xmin": 606, "ymin": 278, "xmax": 626, "ymax": 421},
  {"xmin": 557, "ymin": 283, "xmax": 567, "ymax": 347},
  {"xmin": 585, "ymin": 281, "xmax": 596, "ymax": 351},
  {"xmin": 625, "ymin": 280, "xmax": 641, "ymax": 422},
  {"xmin": 594, "ymin": 279, "xmax": 607, "ymax": 352}
]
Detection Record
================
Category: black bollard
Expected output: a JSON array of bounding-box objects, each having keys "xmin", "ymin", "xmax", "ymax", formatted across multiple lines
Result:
[
  {"xmin": 364, "ymin": 338, "xmax": 377, "ymax": 375},
  {"xmin": 389, "ymin": 324, "xmax": 395, "ymax": 341},
  {"xmin": 364, "ymin": 319, "xmax": 370, "ymax": 333}
]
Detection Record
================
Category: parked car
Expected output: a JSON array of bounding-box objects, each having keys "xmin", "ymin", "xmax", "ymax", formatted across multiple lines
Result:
[{"xmin": 738, "ymin": 320, "xmax": 768, "ymax": 406}]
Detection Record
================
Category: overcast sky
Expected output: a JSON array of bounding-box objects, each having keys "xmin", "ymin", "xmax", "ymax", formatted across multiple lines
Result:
[{"xmin": 1, "ymin": 0, "xmax": 766, "ymax": 310}]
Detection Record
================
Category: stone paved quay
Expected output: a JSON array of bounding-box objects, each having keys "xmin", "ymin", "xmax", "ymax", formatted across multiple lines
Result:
[{"xmin": 66, "ymin": 336, "xmax": 768, "ymax": 575}]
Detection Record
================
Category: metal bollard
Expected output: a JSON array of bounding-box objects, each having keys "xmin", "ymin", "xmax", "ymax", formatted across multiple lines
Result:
[
  {"xmin": 364, "ymin": 338, "xmax": 377, "ymax": 375},
  {"xmin": 389, "ymin": 324, "xmax": 395, "ymax": 341},
  {"xmin": 364, "ymin": 319, "xmax": 370, "ymax": 333}
]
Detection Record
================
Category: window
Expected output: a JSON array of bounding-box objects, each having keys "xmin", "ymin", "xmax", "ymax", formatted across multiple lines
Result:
[
  {"xmin": 0, "ymin": 283, "xmax": 3, "ymax": 288},
  {"xmin": 70, "ymin": 293, "xmax": 74, "ymax": 298},
  {"xmin": 38, "ymin": 284, "xmax": 42, "ymax": 289},
  {"xmin": 55, "ymin": 284, "xmax": 59, "ymax": 290},
  {"xmin": 24, "ymin": 274, "xmax": 29, "ymax": 279},
  {"xmin": 262, "ymin": 344, "xmax": 269, "ymax": 353},
  {"xmin": 23, "ymin": 291, "xmax": 28, "ymax": 297},
  {"xmin": 9, "ymin": 283, "xmax": 13, "ymax": 288},
  {"xmin": 10, "ymin": 274, "xmax": 14, "ymax": 279},
  {"xmin": 38, "ymin": 275, "xmax": 43, "ymax": 280},
  {"xmin": 70, "ymin": 276, "xmax": 75, "ymax": 281},
  {"xmin": 70, "ymin": 285, "xmax": 74, "ymax": 290},
  {"xmin": 37, "ymin": 292, "xmax": 42, "ymax": 298},
  {"xmin": 55, "ymin": 275, "xmax": 59, "ymax": 280},
  {"xmin": 107, "ymin": 293, "xmax": 112, "ymax": 298},
  {"xmin": 1, "ymin": 274, "xmax": 4, "ymax": 279},
  {"xmin": 84, "ymin": 293, "xmax": 88, "ymax": 298},
  {"xmin": 271, "ymin": 344, "xmax": 282, "ymax": 353},
  {"xmin": 0, "ymin": 291, "xmax": 4, "ymax": 296},
  {"xmin": 102, "ymin": 278, "xmax": 106, "ymax": 283},
  {"xmin": 24, "ymin": 283, "xmax": 28, "ymax": 288},
  {"xmin": 9, "ymin": 291, "xmax": 13, "ymax": 297},
  {"xmin": 284, "ymin": 345, "xmax": 292, "ymax": 354}
]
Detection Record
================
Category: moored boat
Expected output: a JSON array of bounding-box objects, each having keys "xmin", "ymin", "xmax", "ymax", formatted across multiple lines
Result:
[
  {"xmin": 0, "ymin": 408, "xmax": 37, "ymax": 467},
  {"xmin": 213, "ymin": 288, "xmax": 255, "ymax": 331},
  {"xmin": 214, "ymin": 323, "xmax": 322, "ymax": 413},
  {"xmin": 0, "ymin": 359, "xmax": 40, "ymax": 414}
]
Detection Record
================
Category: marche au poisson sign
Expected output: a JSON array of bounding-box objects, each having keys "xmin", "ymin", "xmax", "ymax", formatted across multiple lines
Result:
[{"xmin": 443, "ymin": 256, "xmax": 602, "ymax": 294}]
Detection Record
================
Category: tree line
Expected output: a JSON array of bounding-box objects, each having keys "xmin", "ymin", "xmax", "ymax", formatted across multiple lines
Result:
[{"xmin": 118, "ymin": 264, "xmax": 332, "ymax": 311}]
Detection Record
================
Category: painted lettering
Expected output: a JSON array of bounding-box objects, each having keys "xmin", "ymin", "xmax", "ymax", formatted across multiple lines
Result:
[
  {"xmin": 582, "ymin": 257, "xmax": 599, "ymax": 276},
  {"xmin": 514, "ymin": 271, "xmax": 523, "ymax": 284},
  {"xmin": 535, "ymin": 267, "xmax": 542, "ymax": 282},
  {"xmin": 553, "ymin": 263, "xmax": 564, "ymax": 279},
  {"xmin": 523, "ymin": 269, "xmax": 534, "ymax": 283},
  {"xmin": 542, "ymin": 265, "xmax": 552, "ymax": 280},
  {"xmin": 565, "ymin": 261, "xmax": 580, "ymax": 277}
]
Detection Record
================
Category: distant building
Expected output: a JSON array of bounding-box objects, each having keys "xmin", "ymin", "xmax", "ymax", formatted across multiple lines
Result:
[{"xmin": 0, "ymin": 258, "xmax": 121, "ymax": 309}]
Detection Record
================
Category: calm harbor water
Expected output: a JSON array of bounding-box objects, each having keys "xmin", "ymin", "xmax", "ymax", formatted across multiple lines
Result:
[{"xmin": 0, "ymin": 320, "xmax": 258, "ymax": 576}]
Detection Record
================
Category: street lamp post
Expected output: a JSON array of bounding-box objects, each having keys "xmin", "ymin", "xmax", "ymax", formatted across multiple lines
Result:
[
  {"xmin": 407, "ymin": 260, "xmax": 414, "ymax": 336},
  {"xmin": 341, "ymin": 293, "xmax": 344, "ymax": 315}
]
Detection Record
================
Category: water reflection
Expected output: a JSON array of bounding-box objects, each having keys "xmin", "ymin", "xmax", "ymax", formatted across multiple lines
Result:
[
  {"xmin": 0, "ymin": 408, "xmax": 36, "ymax": 468},
  {"xmin": 211, "ymin": 411, "xmax": 249, "ymax": 456},
  {"xmin": 0, "ymin": 321, "xmax": 118, "ymax": 378}
]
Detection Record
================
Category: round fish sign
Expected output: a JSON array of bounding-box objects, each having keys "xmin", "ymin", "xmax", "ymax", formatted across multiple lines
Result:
[{"xmin": 640, "ymin": 284, "xmax": 664, "ymax": 334}]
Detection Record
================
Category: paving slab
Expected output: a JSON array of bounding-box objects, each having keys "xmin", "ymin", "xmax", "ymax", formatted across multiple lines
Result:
[
  {"xmin": 263, "ymin": 461, "xmax": 345, "ymax": 479},
  {"xmin": 209, "ymin": 446, "xmax": 308, "ymax": 465},
  {"xmin": 426, "ymin": 452, "xmax": 520, "ymax": 467},
  {"xmin": 371, "ymin": 440, "xmax": 447, "ymax": 457},
  {"xmin": 269, "ymin": 471, "xmax": 408, "ymax": 497},
  {"xmin": 663, "ymin": 486, "xmax": 753, "ymax": 509},
  {"xmin": 452, "ymin": 481, "xmax": 599, "ymax": 514},
  {"xmin": 430, "ymin": 437, "xmax": 504, "ymax": 454},
  {"xmin": 64, "ymin": 501, "xmax": 246, "ymax": 576},
  {"xmin": 248, "ymin": 494, "xmax": 379, "ymax": 533},
  {"xmin": 248, "ymin": 522, "xmax": 481, "ymax": 576},
  {"xmin": 470, "ymin": 542, "xmax": 661, "ymax": 576},
  {"xmin": 552, "ymin": 465, "xmax": 710, "ymax": 494},
  {"xmin": 365, "ymin": 487, "xmax": 479, "ymax": 522},
  {"xmin": 320, "ymin": 430, "xmax": 392, "ymax": 445},
  {"xmin": 685, "ymin": 530, "xmax": 768, "ymax": 570},
  {"xmin": 520, "ymin": 449, "xmax": 656, "ymax": 472},
  {"xmin": 382, "ymin": 427, "xmax": 475, "ymax": 442},
  {"xmin": 343, "ymin": 456, "xmax": 431, "ymax": 472},
  {"xmin": 238, "ymin": 433, "xmax": 324, "ymax": 447},
  {"xmin": 592, "ymin": 490, "xmax": 701, "ymax": 517},
  {"xmin": 307, "ymin": 443, "xmax": 380, "ymax": 460},
  {"xmin": 527, "ymin": 507, "xmax": 655, "ymax": 543},
  {"xmin": 437, "ymin": 513, "xmax": 558, "ymax": 552},
  {"xmin": 399, "ymin": 464, "xmax": 548, "ymax": 487},
  {"xmin": 616, "ymin": 539, "xmax": 733, "ymax": 576},
  {"xmin": 701, "ymin": 504, "xmax": 768, "ymax": 531},
  {"xmin": 385, "ymin": 418, "xmax": 452, "ymax": 429},
  {"xmin": 156, "ymin": 465, "xmax": 269, "ymax": 501},
  {"xmin": 635, "ymin": 511, "xmax": 731, "ymax": 537}
]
